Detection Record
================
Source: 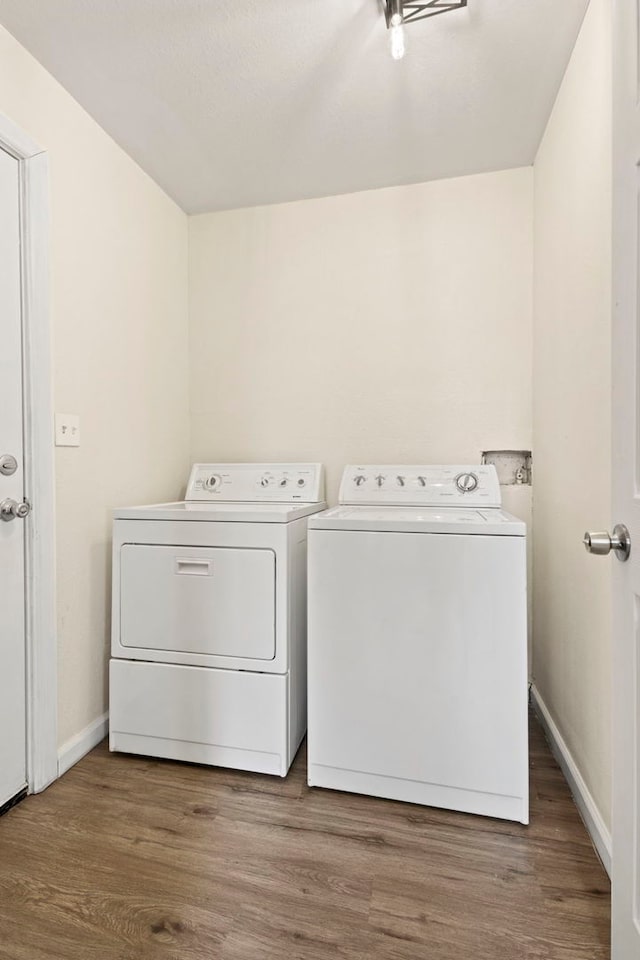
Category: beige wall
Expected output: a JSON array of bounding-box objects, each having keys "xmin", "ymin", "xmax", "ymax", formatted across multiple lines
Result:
[
  {"xmin": 0, "ymin": 26, "xmax": 190, "ymax": 748},
  {"xmin": 189, "ymin": 168, "xmax": 533, "ymax": 504},
  {"xmin": 533, "ymin": 0, "xmax": 612, "ymax": 826}
]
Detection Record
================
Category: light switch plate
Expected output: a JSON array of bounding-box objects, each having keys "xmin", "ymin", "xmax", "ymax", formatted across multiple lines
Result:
[{"xmin": 55, "ymin": 413, "xmax": 80, "ymax": 447}]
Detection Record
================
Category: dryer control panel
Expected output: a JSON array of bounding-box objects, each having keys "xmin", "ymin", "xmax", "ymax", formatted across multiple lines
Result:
[
  {"xmin": 186, "ymin": 463, "xmax": 325, "ymax": 503},
  {"xmin": 339, "ymin": 465, "xmax": 501, "ymax": 508}
]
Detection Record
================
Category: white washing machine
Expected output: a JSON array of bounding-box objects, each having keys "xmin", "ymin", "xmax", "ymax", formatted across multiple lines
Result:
[
  {"xmin": 110, "ymin": 462, "xmax": 325, "ymax": 776},
  {"xmin": 307, "ymin": 464, "xmax": 528, "ymax": 823}
]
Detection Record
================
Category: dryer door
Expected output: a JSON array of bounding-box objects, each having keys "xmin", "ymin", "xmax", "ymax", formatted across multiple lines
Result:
[{"xmin": 120, "ymin": 544, "xmax": 276, "ymax": 660}]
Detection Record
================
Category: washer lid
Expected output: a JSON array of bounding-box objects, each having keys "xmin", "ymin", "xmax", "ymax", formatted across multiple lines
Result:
[
  {"xmin": 113, "ymin": 501, "xmax": 327, "ymax": 523},
  {"xmin": 308, "ymin": 505, "xmax": 525, "ymax": 536}
]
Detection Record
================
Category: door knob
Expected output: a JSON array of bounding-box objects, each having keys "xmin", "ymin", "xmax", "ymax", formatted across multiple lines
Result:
[
  {"xmin": 583, "ymin": 524, "xmax": 631, "ymax": 561},
  {"xmin": 0, "ymin": 498, "xmax": 31, "ymax": 522}
]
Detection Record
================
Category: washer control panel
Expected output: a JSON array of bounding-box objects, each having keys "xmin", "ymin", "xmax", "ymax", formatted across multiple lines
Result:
[
  {"xmin": 339, "ymin": 465, "xmax": 501, "ymax": 507},
  {"xmin": 186, "ymin": 463, "xmax": 325, "ymax": 503}
]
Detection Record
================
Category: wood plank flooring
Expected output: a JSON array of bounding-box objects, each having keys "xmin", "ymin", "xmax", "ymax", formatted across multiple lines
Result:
[{"xmin": 0, "ymin": 713, "xmax": 610, "ymax": 959}]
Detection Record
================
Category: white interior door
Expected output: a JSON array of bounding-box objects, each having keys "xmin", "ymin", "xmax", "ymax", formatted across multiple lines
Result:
[
  {"xmin": 612, "ymin": 1, "xmax": 640, "ymax": 956},
  {"xmin": 0, "ymin": 145, "xmax": 27, "ymax": 809}
]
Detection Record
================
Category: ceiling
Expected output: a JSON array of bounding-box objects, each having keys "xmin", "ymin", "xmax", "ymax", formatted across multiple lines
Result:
[{"xmin": 0, "ymin": 0, "xmax": 589, "ymax": 213}]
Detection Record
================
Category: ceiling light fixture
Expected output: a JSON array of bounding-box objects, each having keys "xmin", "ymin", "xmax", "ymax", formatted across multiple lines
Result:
[
  {"xmin": 384, "ymin": 0, "xmax": 467, "ymax": 61},
  {"xmin": 387, "ymin": 0, "xmax": 406, "ymax": 60}
]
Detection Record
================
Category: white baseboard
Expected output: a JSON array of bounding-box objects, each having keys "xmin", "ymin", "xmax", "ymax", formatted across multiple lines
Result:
[
  {"xmin": 57, "ymin": 712, "xmax": 109, "ymax": 778},
  {"xmin": 530, "ymin": 685, "xmax": 611, "ymax": 877}
]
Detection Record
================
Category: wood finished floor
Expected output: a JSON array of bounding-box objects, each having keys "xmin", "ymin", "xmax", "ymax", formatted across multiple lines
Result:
[{"xmin": 0, "ymin": 713, "xmax": 609, "ymax": 960}]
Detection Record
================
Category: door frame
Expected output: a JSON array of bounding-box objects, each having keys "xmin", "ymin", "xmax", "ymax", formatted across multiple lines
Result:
[{"xmin": 0, "ymin": 111, "xmax": 57, "ymax": 793}]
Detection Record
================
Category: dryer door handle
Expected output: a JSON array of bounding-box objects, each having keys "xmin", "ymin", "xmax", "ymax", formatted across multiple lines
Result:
[{"xmin": 175, "ymin": 558, "xmax": 213, "ymax": 576}]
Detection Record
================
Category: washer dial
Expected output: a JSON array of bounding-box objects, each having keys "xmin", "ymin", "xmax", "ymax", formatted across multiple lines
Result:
[
  {"xmin": 204, "ymin": 474, "xmax": 222, "ymax": 491},
  {"xmin": 455, "ymin": 472, "xmax": 479, "ymax": 493}
]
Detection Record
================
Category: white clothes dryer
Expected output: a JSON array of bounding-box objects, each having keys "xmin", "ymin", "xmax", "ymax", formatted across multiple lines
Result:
[
  {"xmin": 110, "ymin": 463, "xmax": 325, "ymax": 776},
  {"xmin": 307, "ymin": 464, "xmax": 528, "ymax": 823}
]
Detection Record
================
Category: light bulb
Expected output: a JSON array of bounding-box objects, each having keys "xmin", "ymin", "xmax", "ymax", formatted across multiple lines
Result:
[{"xmin": 389, "ymin": 21, "xmax": 406, "ymax": 60}]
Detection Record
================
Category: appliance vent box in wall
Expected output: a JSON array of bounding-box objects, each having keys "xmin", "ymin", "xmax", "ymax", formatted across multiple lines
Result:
[{"xmin": 482, "ymin": 450, "xmax": 532, "ymax": 485}]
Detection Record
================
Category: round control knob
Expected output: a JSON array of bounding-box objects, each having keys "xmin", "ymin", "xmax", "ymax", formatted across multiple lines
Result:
[
  {"xmin": 297, "ymin": 478, "xmax": 306, "ymax": 487},
  {"xmin": 260, "ymin": 476, "xmax": 271, "ymax": 487},
  {"xmin": 455, "ymin": 472, "xmax": 479, "ymax": 494},
  {"xmin": 354, "ymin": 475, "xmax": 366, "ymax": 486},
  {"xmin": 205, "ymin": 474, "xmax": 221, "ymax": 491},
  {"xmin": 375, "ymin": 475, "xmax": 385, "ymax": 488},
  {"xmin": 279, "ymin": 478, "xmax": 288, "ymax": 487}
]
